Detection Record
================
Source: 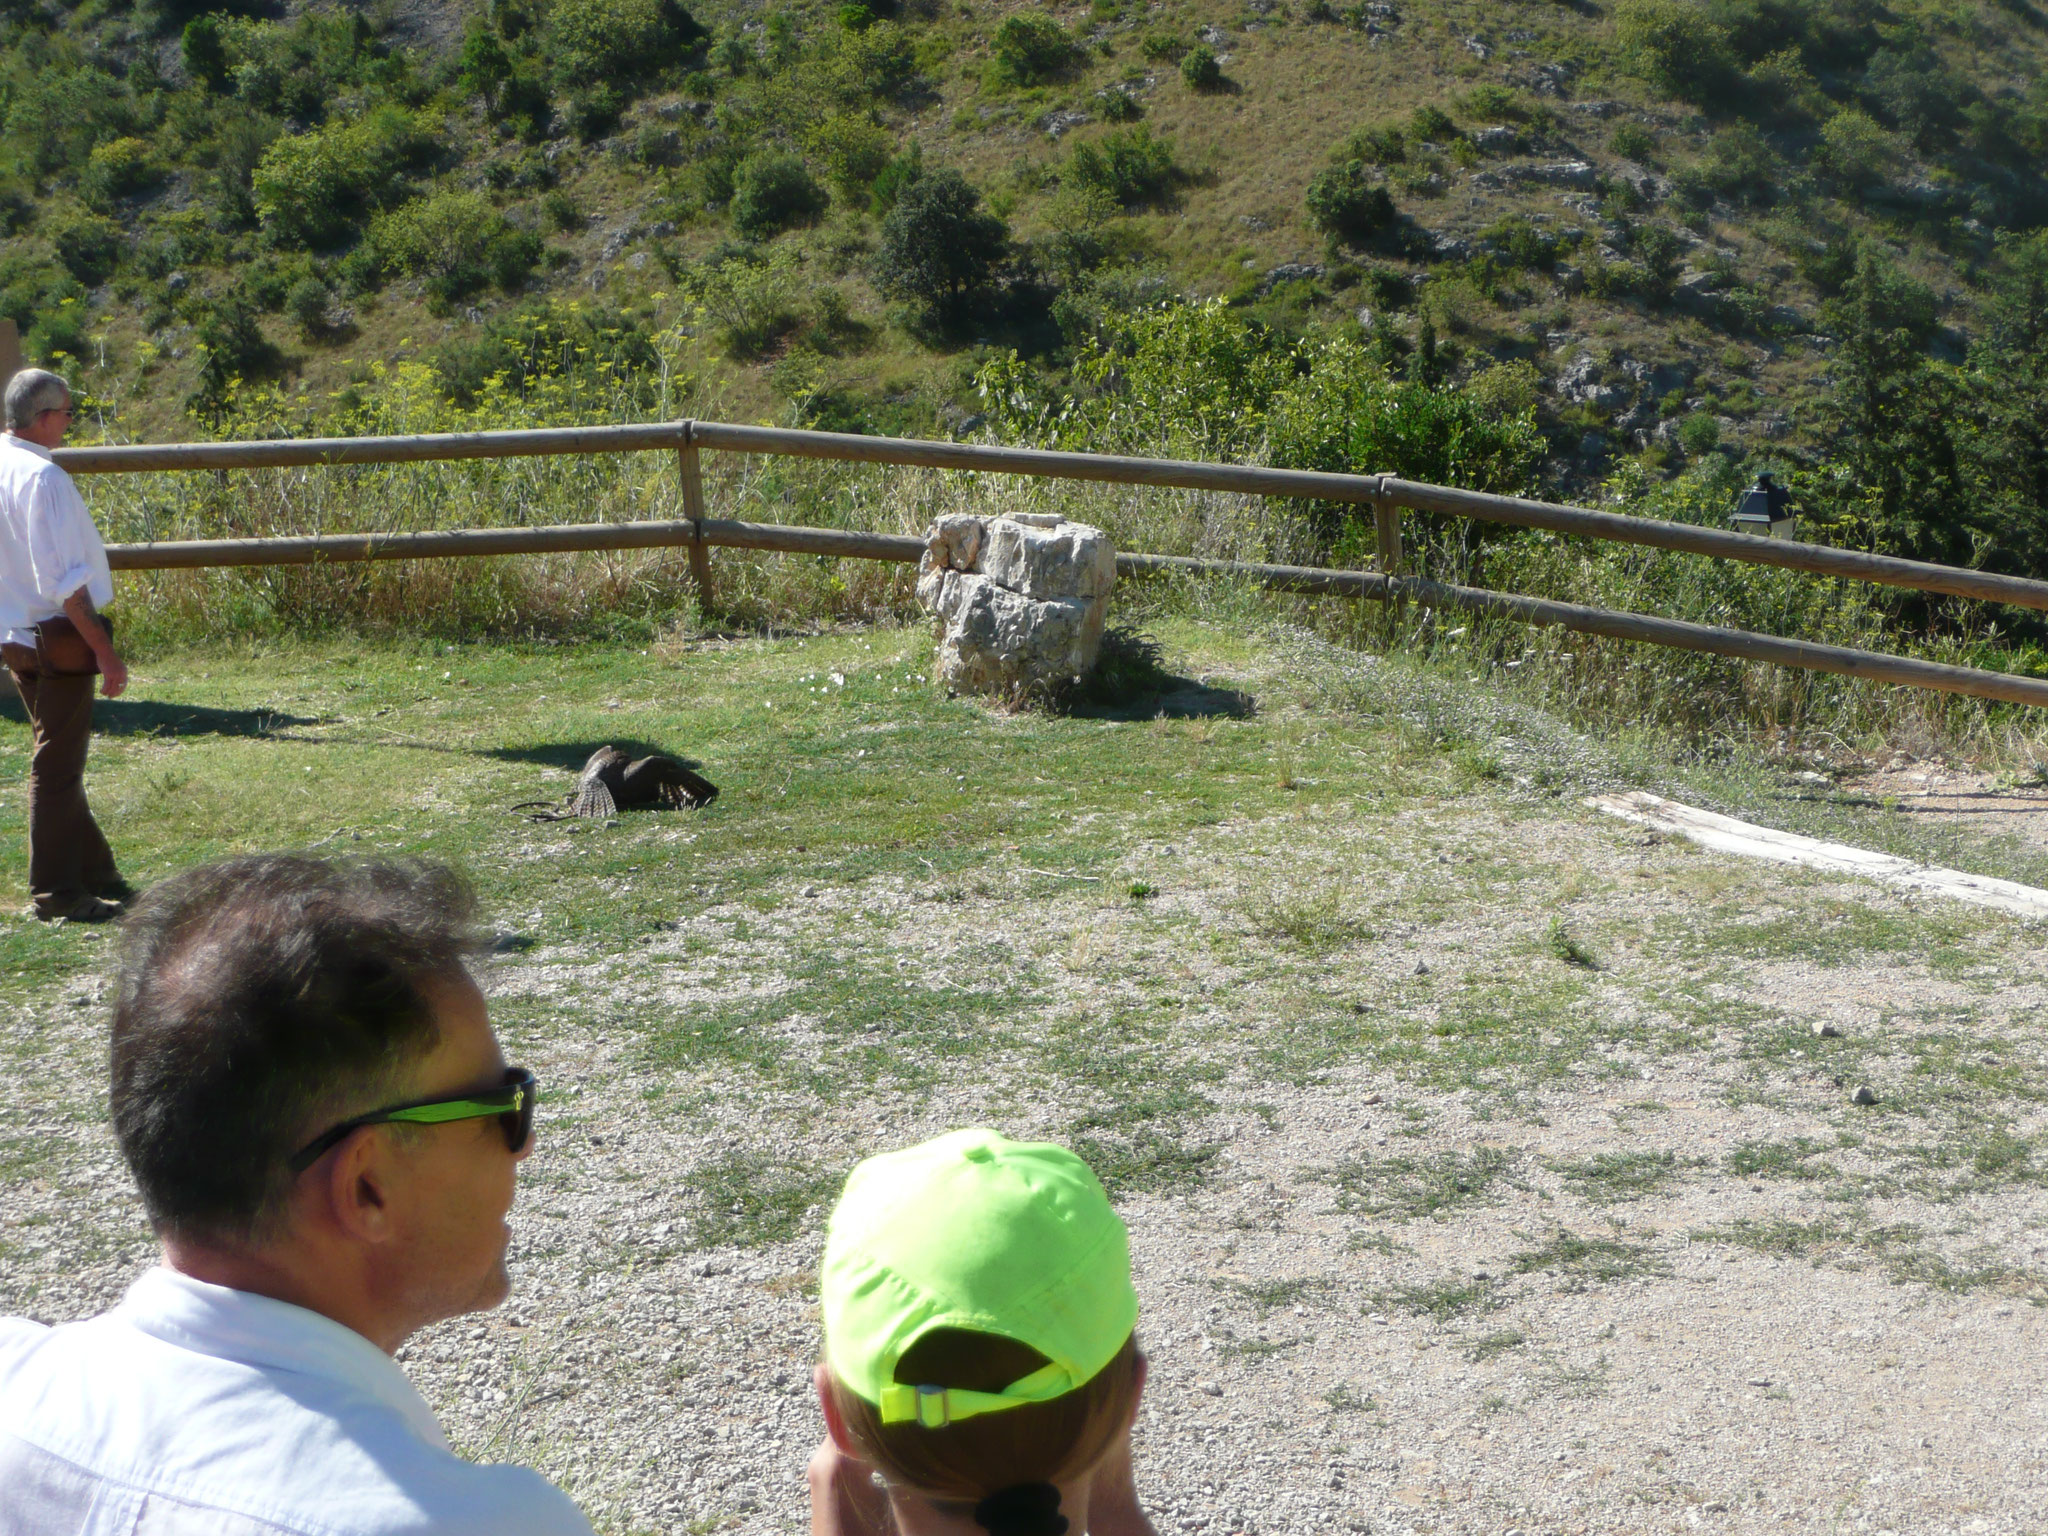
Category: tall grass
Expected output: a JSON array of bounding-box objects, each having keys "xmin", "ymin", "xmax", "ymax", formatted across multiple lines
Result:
[{"xmin": 72, "ymin": 326, "xmax": 2045, "ymax": 757}]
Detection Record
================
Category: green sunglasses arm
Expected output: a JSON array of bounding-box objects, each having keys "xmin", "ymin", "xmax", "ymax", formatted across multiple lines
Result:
[{"xmin": 385, "ymin": 1087, "xmax": 528, "ymax": 1126}]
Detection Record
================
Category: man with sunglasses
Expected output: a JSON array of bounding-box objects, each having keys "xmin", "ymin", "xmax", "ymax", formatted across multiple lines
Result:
[
  {"xmin": 0, "ymin": 367, "xmax": 130, "ymax": 924},
  {"xmin": 0, "ymin": 855, "xmax": 594, "ymax": 1536}
]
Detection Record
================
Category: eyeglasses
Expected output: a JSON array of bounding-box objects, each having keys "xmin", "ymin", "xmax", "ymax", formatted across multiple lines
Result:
[{"xmin": 288, "ymin": 1067, "xmax": 538, "ymax": 1175}]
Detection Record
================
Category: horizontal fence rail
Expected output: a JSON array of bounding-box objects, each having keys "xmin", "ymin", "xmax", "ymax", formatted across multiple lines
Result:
[
  {"xmin": 63, "ymin": 420, "xmax": 2048, "ymax": 615},
  {"xmin": 51, "ymin": 418, "xmax": 2048, "ymax": 711}
]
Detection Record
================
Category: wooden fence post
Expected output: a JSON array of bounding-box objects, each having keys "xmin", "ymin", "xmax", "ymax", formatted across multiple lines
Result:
[
  {"xmin": 1373, "ymin": 498, "xmax": 1403, "ymax": 575},
  {"xmin": 677, "ymin": 424, "xmax": 714, "ymax": 616},
  {"xmin": 0, "ymin": 318, "xmax": 20, "ymax": 396}
]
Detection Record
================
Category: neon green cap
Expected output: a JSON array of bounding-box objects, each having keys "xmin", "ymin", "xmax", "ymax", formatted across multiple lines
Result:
[{"xmin": 821, "ymin": 1128, "xmax": 1138, "ymax": 1430}]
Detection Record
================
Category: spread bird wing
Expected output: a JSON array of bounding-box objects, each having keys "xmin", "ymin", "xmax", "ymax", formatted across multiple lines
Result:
[{"xmin": 622, "ymin": 755, "xmax": 720, "ymax": 809}]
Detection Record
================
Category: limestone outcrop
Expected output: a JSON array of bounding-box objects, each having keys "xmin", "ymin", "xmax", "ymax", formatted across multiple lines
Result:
[{"xmin": 915, "ymin": 512, "xmax": 1116, "ymax": 697}]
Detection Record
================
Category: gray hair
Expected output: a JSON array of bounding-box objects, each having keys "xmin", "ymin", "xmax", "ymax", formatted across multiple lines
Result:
[{"xmin": 5, "ymin": 368, "xmax": 70, "ymax": 431}]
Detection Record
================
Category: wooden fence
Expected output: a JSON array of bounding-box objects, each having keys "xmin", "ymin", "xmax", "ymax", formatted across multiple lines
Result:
[{"xmin": 52, "ymin": 418, "xmax": 2048, "ymax": 710}]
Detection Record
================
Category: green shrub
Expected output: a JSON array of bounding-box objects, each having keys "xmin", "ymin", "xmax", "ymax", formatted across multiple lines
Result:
[
  {"xmin": 1065, "ymin": 125, "xmax": 1179, "ymax": 208},
  {"xmin": 1180, "ymin": 44, "xmax": 1221, "ymax": 91},
  {"xmin": 691, "ymin": 247, "xmax": 808, "ymax": 358},
  {"xmin": 188, "ymin": 291, "xmax": 279, "ymax": 424},
  {"xmin": 285, "ymin": 276, "xmax": 336, "ymax": 338},
  {"xmin": 1696, "ymin": 123, "xmax": 1777, "ymax": 203},
  {"xmin": 182, "ymin": 15, "xmax": 232, "ymax": 92},
  {"xmin": 1339, "ymin": 124, "xmax": 1407, "ymax": 166},
  {"xmin": 2, "ymin": 254, "xmax": 89, "ymax": 361},
  {"xmin": 1613, "ymin": 0, "xmax": 1738, "ymax": 104},
  {"xmin": 991, "ymin": 13, "xmax": 1077, "ymax": 85},
  {"xmin": 252, "ymin": 108, "xmax": 437, "ymax": 249},
  {"xmin": 805, "ymin": 115, "xmax": 895, "ymax": 203},
  {"xmin": 205, "ymin": 12, "xmax": 389, "ymax": 125},
  {"xmin": 1409, "ymin": 104, "xmax": 1457, "ymax": 143},
  {"xmin": 869, "ymin": 141, "xmax": 924, "ymax": 215},
  {"xmin": 874, "ymin": 168, "xmax": 1009, "ymax": 327},
  {"xmin": 546, "ymin": 0, "xmax": 709, "ymax": 135},
  {"xmin": 1459, "ymin": 84, "xmax": 1526, "ymax": 123},
  {"xmin": 730, "ymin": 152, "xmax": 829, "ymax": 238},
  {"xmin": 47, "ymin": 208, "xmax": 125, "ymax": 286},
  {"xmin": 827, "ymin": 20, "xmax": 922, "ymax": 102},
  {"xmin": 6, "ymin": 65, "xmax": 134, "ymax": 178},
  {"xmin": 1306, "ymin": 162, "xmax": 1395, "ymax": 245},
  {"xmin": 1675, "ymin": 412, "xmax": 1721, "ymax": 456},
  {"xmin": 0, "ymin": 181, "xmax": 33, "ymax": 237},
  {"xmin": 1098, "ymin": 87, "xmax": 1143, "ymax": 123},
  {"xmin": 1479, "ymin": 214, "xmax": 1558, "ymax": 271},
  {"xmin": 82, "ymin": 137, "xmax": 165, "ymax": 206},
  {"xmin": 1609, "ymin": 121, "xmax": 1657, "ymax": 163},
  {"xmin": 370, "ymin": 190, "xmax": 543, "ymax": 307},
  {"xmin": 426, "ymin": 300, "xmax": 662, "ymax": 406},
  {"xmin": 1140, "ymin": 31, "xmax": 1188, "ymax": 61},
  {"xmin": 1816, "ymin": 108, "xmax": 1907, "ymax": 189}
]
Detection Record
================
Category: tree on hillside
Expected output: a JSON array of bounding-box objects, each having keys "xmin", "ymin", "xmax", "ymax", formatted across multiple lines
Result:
[
  {"xmin": 1818, "ymin": 250, "xmax": 1963, "ymax": 565},
  {"xmin": 1956, "ymin": 232, "xmax": 2048, "ymax": 578},
  {"xmin": 874, "ymin": 169, "xmax": 1009, "ymax": 329}
]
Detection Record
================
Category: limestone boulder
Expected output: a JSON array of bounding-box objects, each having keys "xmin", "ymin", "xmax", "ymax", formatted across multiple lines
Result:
[{"xmin": 917, "ymin": 513, "xmax": 1116, "ymax": 698}]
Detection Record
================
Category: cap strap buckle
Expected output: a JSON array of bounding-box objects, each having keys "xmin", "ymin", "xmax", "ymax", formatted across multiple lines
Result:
[{"xmin": 879, "ymin": 1383, "xmax": 954, "ymax": 1427}]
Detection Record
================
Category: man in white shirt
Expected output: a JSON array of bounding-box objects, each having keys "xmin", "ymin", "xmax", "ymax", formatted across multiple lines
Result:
[
  {"xmin": 0, "ymin": 855, "xmax": 596, "ymax": 1536},
  {"xmin": 0, "ymin": 368, "xmax": 129, "ymax": 923}
]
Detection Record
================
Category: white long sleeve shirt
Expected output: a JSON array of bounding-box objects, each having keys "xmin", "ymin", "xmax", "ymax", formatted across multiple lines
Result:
[
  {"xmin": 0, "ymin": 433, "xmax": 114, "ymax": 648},
  {"xmin": 0, "ymin": 1267, "xmax": 595, "ymax": 1536}
]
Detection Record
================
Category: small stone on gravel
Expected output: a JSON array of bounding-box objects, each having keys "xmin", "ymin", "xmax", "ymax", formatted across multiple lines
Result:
[
  {"xmin": 1853, "ymin": 1085, "xmax": 1880, "ymax": 1105},
  {"xmin": 1198, "ymin": 1380, "xmax": 1222, "ymax": 1397},
  {"xmin": 1811, "ymin": 1021, "xmax": 1843, "ymax": 1038}
]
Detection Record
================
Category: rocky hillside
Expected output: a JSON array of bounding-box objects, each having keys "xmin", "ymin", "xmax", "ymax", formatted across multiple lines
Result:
[{"xmin": 4, "ymin": 0, "xmax": 2047, "ymax": 501}]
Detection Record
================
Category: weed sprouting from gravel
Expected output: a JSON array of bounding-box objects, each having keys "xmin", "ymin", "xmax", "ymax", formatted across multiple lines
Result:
[
  {"xmin": 1221, "ymin": 1276, "xmax": 1331, "ymax": 1313},
  {"xmin": 1070, "ymin": 1127, "xmax": 1222, "ymax": 1197},
  {"xmin": 1725, "ymin": 1138, "xmax": 1842, "ymax": 1183},
  {"xmin": 1546, "ymin": 917, "xmax": 1599, "ymax": 970},
  {"xmin": 1322, "ymin": 1383, "xmax": 1377, "ymax": 1413},
  {"xmin": 1248, "ymin": 884, "xmax": 1374, "ymax": 953},
  {"xmin": 689, "ymin": 1155, "xmax": 837, "ymax": 1250},
  {"xmin": 1535, "ymin": 1351, "xmax": 1613, "ymax": 1400},
  {"xmin": 1691, "ymin": 1215, "xmax": 2047, "ymax": 1297},
  {"xmin": 1378, "ymin": 1276, "xmax": 1500, "ymax": 1322},
  {"xmin": 1511, "ymin": 1229, "xmax": 1668, "ymax": 1284},
  {"xmin": 1547, "ymin": 1150, "xmax": 1700, "ymax": 1203},
  {"xmin": 1319, "ymin": 1146, "xmax": 1514, "ymax": 1222},
  {"xmin": 1463, "ymin": 1328, "xmax": 1528, "ymax": 1363}
]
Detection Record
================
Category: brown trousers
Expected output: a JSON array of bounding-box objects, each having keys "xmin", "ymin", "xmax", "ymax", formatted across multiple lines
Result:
[{"xmin": 4, "ymin": 648, "xmax": 118, "ymax": 917}]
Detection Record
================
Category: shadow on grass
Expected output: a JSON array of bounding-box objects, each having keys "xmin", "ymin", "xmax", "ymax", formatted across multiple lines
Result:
[
  {"xmin": 1063, "ymin": 629, "xmax": 1256, "ymax": 721},
  {"xmin": 0, "ymin": 695, "xmax": 320, "ymax": 739},
  {"xmin": 482, "ymin": 740, "xmax": 713, "ymax": 772}
]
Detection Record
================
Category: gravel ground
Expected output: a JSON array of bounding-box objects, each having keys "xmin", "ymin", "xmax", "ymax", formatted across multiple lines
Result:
[{"xmin": 5, "ymin": 733, "xmax": 2046, "ymax": 1535}]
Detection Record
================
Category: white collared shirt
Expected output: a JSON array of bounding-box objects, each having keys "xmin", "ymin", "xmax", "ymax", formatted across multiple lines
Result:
[
  {"xmin": 0, "ymin": 1267, "xmax": 595, "ymax": 1536},
  {"xmin": 0, "ymin": 433, "xmax": 114, "ymax": 649}
]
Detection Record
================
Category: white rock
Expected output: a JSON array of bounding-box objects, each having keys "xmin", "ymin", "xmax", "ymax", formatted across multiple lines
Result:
[{"xmin": 918, "ymin": 514, "xmax": 1116, "ymax": 697}]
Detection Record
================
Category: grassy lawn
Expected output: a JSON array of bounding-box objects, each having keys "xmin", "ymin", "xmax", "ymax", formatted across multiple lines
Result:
[{"xmin": 5, "ymin": 618, "xmax": 2048, "ymax": 1532}]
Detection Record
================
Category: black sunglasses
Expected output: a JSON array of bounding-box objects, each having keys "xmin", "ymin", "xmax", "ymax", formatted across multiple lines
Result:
[{"xmin": 288, "ymin": 1067, "xmax": 538, "ymax": 1175}]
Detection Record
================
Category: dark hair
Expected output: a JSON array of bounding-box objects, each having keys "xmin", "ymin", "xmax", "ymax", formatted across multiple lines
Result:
[
  {"xmin": 827, "ymin": 1330, "xmax": 1142, "ymax": 1532},
  {"xmin": 110, "ymin": 855, "xmax": 482, "ymax": 1244}
]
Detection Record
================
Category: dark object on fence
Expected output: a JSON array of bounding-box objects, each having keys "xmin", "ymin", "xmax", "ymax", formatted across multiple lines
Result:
[
  {"xmin": 514, "ymin": 746, "xmax": 719, "ymax": 821},
  {"xmin": 1731, "ymin": 472, "xmax": 1796, "ymax": 541}
]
